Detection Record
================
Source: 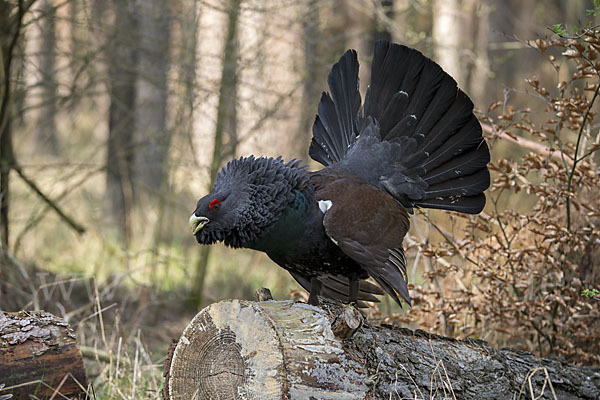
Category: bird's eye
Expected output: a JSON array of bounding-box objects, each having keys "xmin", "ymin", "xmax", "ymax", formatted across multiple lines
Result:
[{"xmin": 209, "ymin": 199, "xmax": 222, "ymax": 210}]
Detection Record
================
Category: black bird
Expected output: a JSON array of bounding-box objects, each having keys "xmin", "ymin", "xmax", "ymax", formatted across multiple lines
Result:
[{"xmin": 190, "ymin": 41, "xmax": 490, "ymax": 307}]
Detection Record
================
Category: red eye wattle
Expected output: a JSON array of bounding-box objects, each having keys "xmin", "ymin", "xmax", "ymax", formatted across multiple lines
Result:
[{"xmin": 209, "ymin": 199, "xmax": 222, "ymax": 210}]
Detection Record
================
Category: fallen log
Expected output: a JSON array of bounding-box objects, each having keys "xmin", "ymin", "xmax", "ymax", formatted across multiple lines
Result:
[
  {"xmin": 0, "ymin": 311, "xmax": 88, "ymax": 399},
  {"xmin": 164, "ymin": 298, "xmax": 600, "ymax": 400}
]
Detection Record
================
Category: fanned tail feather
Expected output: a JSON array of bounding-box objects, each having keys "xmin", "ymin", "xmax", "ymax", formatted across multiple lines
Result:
[
  {"xmin": 309, "ymin": 40, "xmax": 490, "ymax": 213},
  {"xmin": 415, "ymin": 194, "xmax": 486, "ymax": 213},
  {"xmin": 309, "ymin": 49, "xmax": 361, "ymax": 166}
]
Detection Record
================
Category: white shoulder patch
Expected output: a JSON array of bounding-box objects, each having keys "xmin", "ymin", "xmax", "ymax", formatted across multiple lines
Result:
[{"xmin": 318, "ymin": 200, "xmax": 333, "ymax": 214}]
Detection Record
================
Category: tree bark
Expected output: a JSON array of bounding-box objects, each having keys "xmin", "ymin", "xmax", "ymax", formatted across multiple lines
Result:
[
  {"xmin": 27, "ymin": 0, "xmax": 58, "ymax": 154},
  {"xmin": 191, "ymin": 0, "xmax": 241, "ymax": 309},
  {"xmin": 0, "ymin": 117, "xmax": 12, "ymax": 250},
  {"xmin": 295, "ymin": 0, "xmax": 319, "ymax": 159},
  {"xmin": 0, "ymin": 311, "xmax": 88, "ymax": 399},
  {"xmin": 208, "ymin": 0, "xmax": 240, "ymax": 184},
  {"xmin": 105, "ymin": 0, "xmax": 138, "ymax": 239},
  {"xmin": 133, "ymin": 0, "xmax": 171, "ymax": 193},
  {"xmin": 463, "ymin": 0, "xmax": 489, "ymax": 106},
  {"xmin": 433, "ymin": 0, "xmax": 464, "ymax": 87},
  {"xmin": 0, "ymin": 0, "xmax": 23, "ymax": 249},
  {"xmin": 164, "ymin": 299, "xmax": 600, "ymax": 400}
]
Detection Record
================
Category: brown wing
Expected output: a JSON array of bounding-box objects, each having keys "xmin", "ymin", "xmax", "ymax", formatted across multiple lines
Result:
[{"xmin": 318, "ymin": 177, "xmax": 411, "ymax": 306}]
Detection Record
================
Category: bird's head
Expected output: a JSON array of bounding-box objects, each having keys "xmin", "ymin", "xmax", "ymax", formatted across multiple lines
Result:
[{"xmin": 190, "ymin": 156, "xmax": 308, "ymax": 248}]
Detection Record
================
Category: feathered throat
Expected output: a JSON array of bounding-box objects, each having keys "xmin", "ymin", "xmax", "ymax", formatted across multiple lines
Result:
[{"xmin": 198, "ymin": 156, "xmax": 310, "ymax": 248}]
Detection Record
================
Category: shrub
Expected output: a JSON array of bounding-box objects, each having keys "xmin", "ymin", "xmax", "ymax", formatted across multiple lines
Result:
[{"xmin": 403, "ymin": 28, "xmax": 600, "ymax": 366}]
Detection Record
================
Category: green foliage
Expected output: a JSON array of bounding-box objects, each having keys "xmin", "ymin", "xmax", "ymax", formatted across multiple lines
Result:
[
  {"xmin": 582, "ymin": 288, "xmax": 600, "ymax": 298},
  {"xmin": 586, "ymin": 0, "xmax": 600, "ymax": 16},
  {"xmin": 554, "ymin": 1, "xmax": 600, "ymax": 36},
  {"xmin": 552, "ymin": 23, "xmax": 567, "ymax": 36}
]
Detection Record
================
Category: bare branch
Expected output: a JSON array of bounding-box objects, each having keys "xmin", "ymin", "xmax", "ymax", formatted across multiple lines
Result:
[
  {"xmin": 13, "ymin": 165, "xmax": 85, "ymax": 235},
  {"xmin": 482, "ymin": 123, "xmax": 574, "ymax": 166}
]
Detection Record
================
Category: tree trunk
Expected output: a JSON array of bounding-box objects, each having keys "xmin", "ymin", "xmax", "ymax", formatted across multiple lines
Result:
[
  {"xmin": 27, "ymin": 0, "xmax": 58, "ymax": 154},
  {"xmin": 433, "ymin": 0, "xmax": 464, "ymax": 87},
  {"xmin": 295, "ymin": 0, "xmax": 319, "ymax": 159},
  {"xmin": 0, "ymin": 311, "xmax": 88, "ymax": 399},
  {"xmin": 164, "ymin": 299, "xmax": 600, "ymax": 400},
  {"xmin": 133, "ymin": 0, "xmax": 171, "ymax": 194},
  {"xmin": 372, "ymin": 0, "xmax": 393, "ymax": 43},
  {"xmin": 152, "ymin": 0, "xmax": 196, "ymax": 246},
  {"xmin": 0, "ymin": 117, "xmax": 12, "ymax": 250},
  {"xmin": 105, "ymin": 0, "xmax": 138, "ymax": 239},
  {"xmin": 208, "ymin": 0, "xmax": 240, "ymax": 184},
  {"xmin": 0, "ymin": 0, "xmax": 22, "ymax": 249},
  {"xmin": 462, "ymin": 0, "xmax": 489, "ymax": 106},
  {"xmin": 69, "ymin": 0, "xmax": 80, "ymax": 78},
  {"xmin": 191, "ymin": 0, "xmax": 241, "ymax": 309}
]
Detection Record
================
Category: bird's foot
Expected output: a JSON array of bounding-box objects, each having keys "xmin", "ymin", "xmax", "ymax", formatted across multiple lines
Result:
[
  {"xmin": 307, "ymin": 277, "xmax": 323, "ymax": 306},
  {"xmin": 307, "ymin": 293, "xmax": 320, "ymax": 306}
]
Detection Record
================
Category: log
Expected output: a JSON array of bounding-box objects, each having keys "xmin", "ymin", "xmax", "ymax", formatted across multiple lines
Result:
[
  {"xmin": 164, "ymin": 299, "xmax": 600, "ymax": 400},
  {"xmin": 0, "ymin": 311, "xmax": 88, "ymax": 399}
]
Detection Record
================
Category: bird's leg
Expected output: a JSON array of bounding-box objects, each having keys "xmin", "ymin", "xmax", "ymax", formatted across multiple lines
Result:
[
  {"xmin": 349, "ymin": 276, "xmax": 359, "ymax": 305},
  {"xmin": 307, "ymin": 277, "xmax": 322, "ymax": 306}
]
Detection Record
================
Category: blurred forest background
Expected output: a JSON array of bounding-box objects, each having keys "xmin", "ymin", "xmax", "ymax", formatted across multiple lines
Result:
[{"xmin": 1, "ymin": 0, "xmax": 600, "ymax": 397}]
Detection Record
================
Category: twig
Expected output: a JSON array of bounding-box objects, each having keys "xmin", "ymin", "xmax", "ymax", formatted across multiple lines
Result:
[
  {"xmin": 481, "ymin": 123, "xmax": 574, "ymax": 166},
  {"xmin": 13, "ymin": 165, "xmax": 85, "ymax": 235},
  {"xmin": 80, "ymin": 345, "xmax": 131, "ymax": 367},
  {"xmin": 566, "ymin": 82, "xmax": 600, "ymax": 231},
  {"xmin": 517, "ymin": 367, "xmax": 558, "ymax": 400},
  {"xmin": 416, "ymin": 210, "xmax": 480, "ymax": 267},
  {"xmin": 489, "ymin": 190, "xmax": 523, "ymax": 299},
  {"xmin": 549, "ymin": 23, "xmax": 600, "ymax": 40},
  {"xmin": 530, "ymin": 320, "xmax": 554, "ymax": 354},
  {"xmin": 576, "ymin": 143, "xmax": 600, "ymax": 163},
  {"xmin": 13, "ymin": 167, "xmax": 100, "ymax": 253}
]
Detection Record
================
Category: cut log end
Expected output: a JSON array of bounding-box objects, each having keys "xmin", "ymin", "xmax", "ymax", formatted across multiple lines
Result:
[{"xmin": 165, "ymin": 300, "xmax": 368, "ymax": 400}]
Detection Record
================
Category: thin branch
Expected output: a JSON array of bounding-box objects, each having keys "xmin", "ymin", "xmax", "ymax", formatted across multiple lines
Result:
[
  {"xmin": 549, "ymin": 23, "xmax": 600, "ymax": 40},
  {"xmin": 481, "ymin": 123, "xmax": 574, "ymax": 166},
  {"xmin": 79, "ymin": 345, "xmax": 132, "ymax": 367},
  {"xmin": 566, "ymin": 82, "xmax": 600, "ymax": 230},
  {"xmin": 13, "ymin": 167, "xmax": 101, "ymax": 253},
  {"xmin": 13, "ymin": 165, "xmax": 85, "ymax": 235},
  {"xmin": 553, "ymin": 119, "xmax": 571, "ymax": 173},
  {"xmin": 575, "ymin": 143, "xmax": 600, "ymax": 162},
  {"xmin": 416, "ymin": 210, "xmax": 480, "ymax": 267},
  {"xmin": 489, "ymin": 190, "xmax": 523, "ymax": 299}
]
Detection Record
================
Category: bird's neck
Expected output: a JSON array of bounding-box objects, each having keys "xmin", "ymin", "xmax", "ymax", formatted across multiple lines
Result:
[{"xmin": 247, "ymin": 188, "xmax": 313, "ymax": 253}]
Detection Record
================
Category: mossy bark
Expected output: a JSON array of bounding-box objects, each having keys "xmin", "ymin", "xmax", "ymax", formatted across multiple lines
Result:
[{"xmin": 0, "ymin": 311, "xmax": 88, "ymax": 399}]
